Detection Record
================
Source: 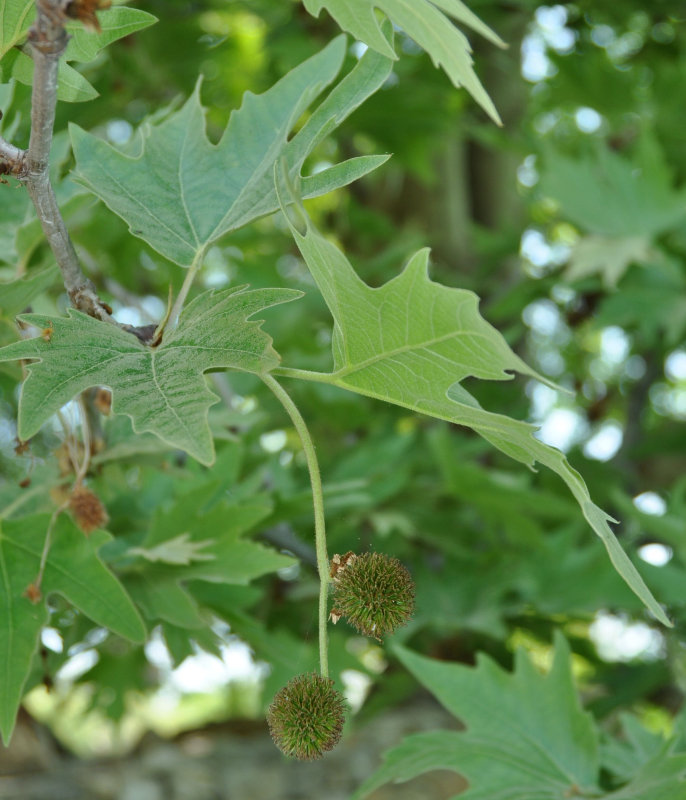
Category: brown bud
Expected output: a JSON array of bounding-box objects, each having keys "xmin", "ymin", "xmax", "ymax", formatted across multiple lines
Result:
[
  {"xmin": 24, "ymin": 583, "xmax": 42, "ymax": 604},
  {"xmin": 94, "ymin": 388, "xmax": 112, "ymax": 416},
  {"xmin": 69, "ymin": 485, "xmax": 108, "ymax": 534},
  {"xmin": 14, "ymin": 438, "xmax": 30, "ymax": 456},
  {"xmin": 65, "ymin": 0, "xmax": 111, "ymax": 33}
]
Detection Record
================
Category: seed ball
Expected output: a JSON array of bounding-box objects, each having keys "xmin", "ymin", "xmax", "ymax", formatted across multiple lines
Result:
[
  {"xmin": 267, "ymin": 673, "xmax": 346, "ymax": 760},
  {"xmin": 331, "ymin": 552, "xmax": 415, "ymax": 640}
]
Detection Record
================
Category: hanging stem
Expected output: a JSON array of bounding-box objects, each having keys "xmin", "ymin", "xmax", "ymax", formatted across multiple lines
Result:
[
  {"xmin": 261, "ymin": 373, "xmax": 330, "ymax": 677},
  {"xmin": 35, "ymin": 394, "xmax": 94, "ymax": 593}
]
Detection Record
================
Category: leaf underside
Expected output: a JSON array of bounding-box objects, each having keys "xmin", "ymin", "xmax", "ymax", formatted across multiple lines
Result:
[
  {"xmin": 285, "ymin": 217, "xmax": 669, "ymax": 625},
  {"xmin": 70, "ymin": 35, "xmax": 393, "ymax": 266},
  {"xmin": 302, "ymin": 0, "xmax": 504, "ymax": 123}
]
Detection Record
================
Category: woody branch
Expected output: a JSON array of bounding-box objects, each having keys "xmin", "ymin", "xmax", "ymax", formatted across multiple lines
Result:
[{"xmin": 1, "ymin": 0, "xmax": 113, "ymax": 321}]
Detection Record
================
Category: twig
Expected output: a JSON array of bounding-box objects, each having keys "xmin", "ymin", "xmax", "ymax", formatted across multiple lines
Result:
[
  {"xmin": 0, "ymin": 135, "xmax": 27, "ymax": 176},
  {"xmin": 34, "ymin": 393, "xmax": 94, "ymax": 593},
  {"xmin": 0, "ymin": 1, "xmax": 135, "ymax": 327},
  {"xmin": 21, "ymin": 0, "xmax": 115, "ymax": 320}
]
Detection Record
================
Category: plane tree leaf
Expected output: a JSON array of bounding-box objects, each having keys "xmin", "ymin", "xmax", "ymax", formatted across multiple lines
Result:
[
  {"xmin": 540, "ymin": 146, "xmax": 686, "ymax": 239},
  {"xmin": 134, "ymin": 489, "xmax": 294, "ymax": 585},
  {"xmin": 302, "ymin": 0, "xmax": 503, "ymax": 123},
  {"xmin": 0, "ymin": 514, "xmax": 145, "ymax": 745},
  {"xmin": 0, "ymin": 3, "xmax": 157, "ymax": 102},
  {"xmin": 123, "ymin": 574, "xmax": 206, "ymax": 630},
  {"xmin": 354, "ymin": 636, "xmax": 686, "ymax": 799},
  {"xmin": 281, "ymin": 217, "xmax": 669, "ymax": 625},
  {"xmin": 0, "ymin": 286, "xmax": 301, "ymax": 466},
  {"xmin": 69, "ymin": 36, "xmax": 392, "ymax": 266}
]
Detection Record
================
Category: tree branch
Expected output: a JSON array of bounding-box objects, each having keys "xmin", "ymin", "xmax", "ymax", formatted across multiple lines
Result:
[{"xmin": 19, "ymin": 0, "xmax": 116, "ymax": 320}]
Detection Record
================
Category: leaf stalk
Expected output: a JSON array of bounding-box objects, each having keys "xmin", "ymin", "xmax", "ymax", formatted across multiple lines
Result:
[{"xmin": 261, "ymin": 373, "xmax": 330, "ymax": 677}]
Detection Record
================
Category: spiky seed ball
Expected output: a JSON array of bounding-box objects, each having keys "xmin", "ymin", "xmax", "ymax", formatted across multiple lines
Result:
[
  {"xmin": 69, "ymin": 486, "xmax": 108, "ymax": 534},
  {"xmin": 331, "ymin": 552, "xmax": 415, "ymax": 641},
  {"xmin": 267, "ymin": 673, "xmax": 346, "ymax": 760}
]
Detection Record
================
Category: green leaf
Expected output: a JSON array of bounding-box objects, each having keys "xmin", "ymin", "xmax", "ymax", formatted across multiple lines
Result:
[
  {"xmin": 302, "ymin": 0, "xmax": 503, "ymax": 123},
  {"xmin": 0, "ymin": 5, "xmax": 156, "ymax": 102},
  {"xmin": 356, "ymin": 635, "xmax": 599, "ymax": 799},
  {"xmin": 540, "ymin": 147, "xmax": 686, "ymax": 238},
  {"xmin": 128, "ymin": 533, "xmax": 215, "ymax": 566},
  {"xmin": 137, "ymin": 488, "xmax": 294, "ymax": 585},
  {"xmin": 123, "ymin": 574, "xmax": 205, "ymax": 629},
  {"xmin": 356, "ymin": 636, "xmax": 686, "ymax": 799},
  {"xmin": 0, "ymin": 286, "xmax": 301, "ymax": 465},
  {"xmin": 0, "ymin": 514, "xmax": 145, "ymax": 745},
  {"xmin": 605, "ymin": 746, "xmax": 686, "ymax": 799},
  {"xmin": 0, "ymin": 266, "xmax": 60, "ymax": 318},
  {"xmin": 285, "ymin": 219, "xmax": 670, "ymax": 624},
  {"xmin": 70, "ymin": 36, "xmax": 392, "ymax": 266},
  {"xmin": 0, "ymin": 0, "xmax": 35, "ymax": 60}
]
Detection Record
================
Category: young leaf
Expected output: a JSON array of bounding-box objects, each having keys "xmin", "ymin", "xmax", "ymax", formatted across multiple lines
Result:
[
  {"xmin": 565, "ymin": 235, "xmax": 653, "ymax": 289},
  {"xmin": 0, "ymin": 4, "xmax": 157, "ymax": 102},
  {"xmin": 355, "ymin": 636, "xmax": 686, "ymax": 799},
  {"xmin": 128, "ymin": 533, "xmax": 216, "ymax": 566},
  {"xmin": 0, "ymin": 286, "xmax": 301, "ymax": 465},
  {"xmin": 302, "ymin": 0, "xmax": 503, "ymax": 123},
  {"xmin": 0, "ymin": 514, "xmax": 146, "ymax": 745},
  {"xmin": 70, "ymin": 36, "xmax": 392, "ymax": 266},
  {"xmin": 282, "ymin": 220, "xmax": 669, "ymax": 625}
]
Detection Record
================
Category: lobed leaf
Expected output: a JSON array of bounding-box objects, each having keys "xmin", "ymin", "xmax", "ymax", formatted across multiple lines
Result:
[
  {"xmin": 283, "ymin": 217, "xmax": 669, "ymax": 624},
  {"xmin": 0, "ymin": 514, "xmax": 145, "ymax": 745},
  {"xmin": 303, "ymin": 0, "xmax": 503, "ymax": 123},
  {"xmin": 137, "ymin": 488, "xmax": 294, "ymax": 585},
  {"xmin": 540, "ymin": 146, "xmax": 686, "ymax": 239},
  {"xmin": 0, "ymin": 286, "xmax": 301, "ymax": 465},
  {"xmin": 355, "ymin": 636, "xmax": 686, "ymax": 798},
  {"xmin": 70, "ymin": 36, "xmax": 392, "ymax": 265},
  {"xmin": 0, "ymin": 4, "xmax": 157, "ymax": 102}
]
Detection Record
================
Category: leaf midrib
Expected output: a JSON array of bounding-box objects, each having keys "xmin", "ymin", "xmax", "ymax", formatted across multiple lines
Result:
[{"xmin": 334, "ymin": 328, "xmax": 502, "ymax": 379}]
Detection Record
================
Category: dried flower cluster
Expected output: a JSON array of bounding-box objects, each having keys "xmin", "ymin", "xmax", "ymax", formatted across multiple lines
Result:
[
  {"xmin": 65, "ymin": 0, "xmax": 111, "ymax": 33},
  {"xmin": 69, "ymin": 485, "xmax": 108, "ymax": 534}
]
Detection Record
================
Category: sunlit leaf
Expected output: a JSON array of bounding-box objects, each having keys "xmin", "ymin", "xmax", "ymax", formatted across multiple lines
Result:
[
  {"xmin": 282, "ymin": 215, "xmax": 669, "ymax": 624},
  {"xmin": 302, "ymin": 0, "xmax": 503, "ymax": 123}
]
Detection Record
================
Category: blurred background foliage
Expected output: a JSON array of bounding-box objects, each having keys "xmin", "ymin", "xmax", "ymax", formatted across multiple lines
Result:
[{"xmin": 1, "ymin": 0, "xmax": 686, "ymax": 772}]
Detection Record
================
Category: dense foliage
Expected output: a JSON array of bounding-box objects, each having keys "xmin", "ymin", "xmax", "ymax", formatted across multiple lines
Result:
[{"xmin": 1, "ymin": 0, "xmax": 685, "ymax": 796}]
